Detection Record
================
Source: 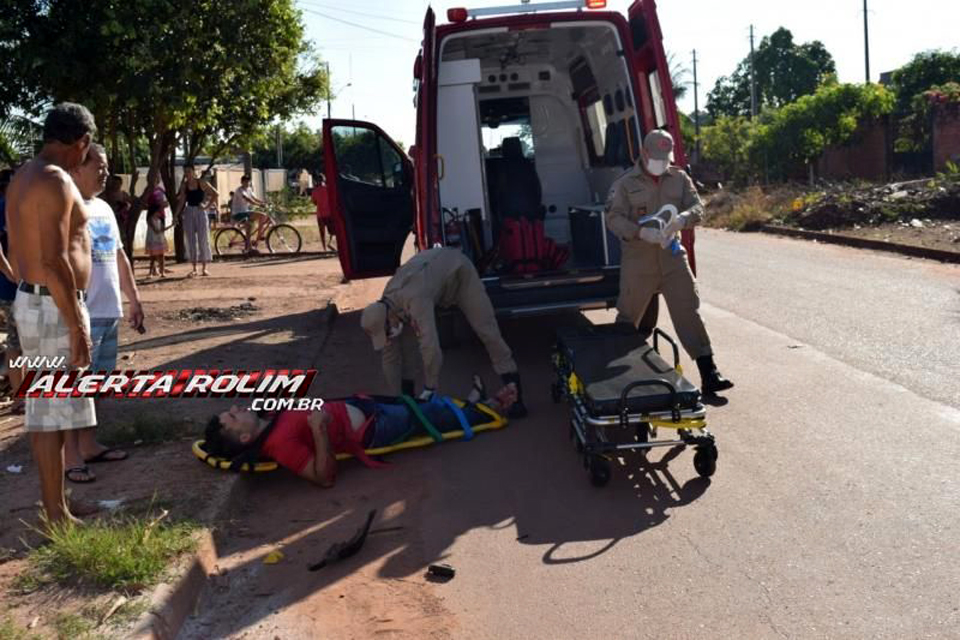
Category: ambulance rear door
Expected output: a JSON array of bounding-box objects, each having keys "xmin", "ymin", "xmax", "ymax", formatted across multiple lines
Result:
[{"xmin": 322, "ymin": 119, "xmax": 415, "ymax": 280}]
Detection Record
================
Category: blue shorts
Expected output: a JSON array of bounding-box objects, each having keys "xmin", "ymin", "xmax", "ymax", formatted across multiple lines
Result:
[
  {"xmin": 231, "ymin": 211, "xmax": 252, "ymax": 223},
  {"xmin": 90, "ymin": 318, "xmax": 120, "ymax": 372}
]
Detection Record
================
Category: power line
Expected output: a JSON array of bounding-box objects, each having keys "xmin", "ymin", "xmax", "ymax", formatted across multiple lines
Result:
[
  {"xmin": 300, "ymin": 8, "xmax": 418, "ymax": 41},
  {"xmin": 297, "ymin": 0, "xmax": 420, "ymax": 25}
]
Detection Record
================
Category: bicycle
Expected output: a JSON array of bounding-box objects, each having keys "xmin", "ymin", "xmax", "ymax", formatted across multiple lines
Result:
[{"xmin": 213, "ymin": 206, "xmax": 303, "ymax": 256}]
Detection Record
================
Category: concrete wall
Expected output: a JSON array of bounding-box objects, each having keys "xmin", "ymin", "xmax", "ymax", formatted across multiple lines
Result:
[
  {"xmin": 933, "ymin": 106, "xmax": 960, "ymax": 172},
  {"xmin": 817, "ymin": 120, "xmax": 889, "ymax": 182}
]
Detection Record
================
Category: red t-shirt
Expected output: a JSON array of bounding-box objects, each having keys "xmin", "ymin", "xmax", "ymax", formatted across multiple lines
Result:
[
  {"xmin": 311, "ymin": 185, "xmax": 330, "ymax": 220},
  {"xmin": 259, "ymin": 405, "xmax": 386, "ymax": 476}
]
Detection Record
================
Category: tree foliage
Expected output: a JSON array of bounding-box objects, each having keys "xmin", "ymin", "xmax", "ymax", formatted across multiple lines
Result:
[
  {"xmin": 250, "ymin": 123, "xmax": 322, "ymax": 174},
  {"xmin": 701, "ymin": 82, "xmax": 894, "ymax": 183},
  {"xmin": 889, "ymin": 50, "xmax": 960, "ymax": 152},
  {"xmin": 707, "ymin": 28, "xmax": 836, "ymax": 118},
  {"xmin": 19, "ymin": 0, "xmax": 326, "ymax": 255}
]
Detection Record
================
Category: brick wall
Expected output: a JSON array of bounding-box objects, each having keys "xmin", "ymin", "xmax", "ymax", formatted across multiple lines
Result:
[
  {"xmin": 817, "ymin": 120, "xmax": 889, "ymax": 181},
  {"xmin": 933, "ymin": 106, "xmax": 960, "ymax": 172}
]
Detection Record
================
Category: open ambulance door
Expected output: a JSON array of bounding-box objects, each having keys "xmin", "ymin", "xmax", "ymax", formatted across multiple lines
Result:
[
  {"xmin": 414, "ymin": 7, "xmax": 438, "ymax": 248},
  {"xmin": 627, "ymin": 0, "xmax": 696, "ymax": 273},
  {"xmin": 322, "ymin": 119, "xmax": 415, "ymax": 280}
]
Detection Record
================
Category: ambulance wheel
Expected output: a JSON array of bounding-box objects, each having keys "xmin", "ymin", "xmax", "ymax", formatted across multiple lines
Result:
[
  {"xmin": 589, "ymin": 457, "xmax": 611, "ymax": 487},
  {"xmin": 693, "ymin": 445, "xmax": 718, "ymax": 478},
  {"xmin": 551, "ymin": 382, "xmax": 561, "ymax": 403}
]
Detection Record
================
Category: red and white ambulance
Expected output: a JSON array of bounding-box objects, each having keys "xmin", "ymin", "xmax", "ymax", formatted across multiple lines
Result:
[{"xmin": 323, "ymin": 0, "xmax": 691, "ymax": 316}]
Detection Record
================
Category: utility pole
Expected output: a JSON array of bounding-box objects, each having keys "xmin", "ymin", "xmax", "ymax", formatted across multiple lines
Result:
[
  {"xmin": 749, "ymin": 25, "xmax": 757, "ymax": 118},
  {"xmin": 692, "ymin": 48, "xmax": 700, "ymax": 161},
  {"xmin": 275, "ymin": 124, "xmax": 283, "ymax": 168},
  {"xmin": 863, "ymin": 0, "xmax": 871, "ymax": 82},
  {"xmin": 325, "ymin": 61, "xmax": 331, "ymax": 119}
]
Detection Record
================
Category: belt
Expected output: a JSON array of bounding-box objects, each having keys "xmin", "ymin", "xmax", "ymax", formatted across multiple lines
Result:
[{"xmin": 18, "ymin": 282, "xmax": 86, "ymax": 301}]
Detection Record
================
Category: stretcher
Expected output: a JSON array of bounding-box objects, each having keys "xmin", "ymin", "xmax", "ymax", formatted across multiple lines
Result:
[
  {"xmin": 193, "ymin": 396, "xmax": 508, "ymax": 473},
  {"xmin": 551, "ymin": 323, "xmax": 717, "ymax": 486}
]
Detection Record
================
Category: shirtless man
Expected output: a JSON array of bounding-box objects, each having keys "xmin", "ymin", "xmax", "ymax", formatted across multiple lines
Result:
[{"xmin": 6, "ymin": 103, "xmax": 97, "ymax": 524}]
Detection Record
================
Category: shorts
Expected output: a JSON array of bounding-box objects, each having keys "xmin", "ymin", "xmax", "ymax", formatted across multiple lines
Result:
[
  {"xmin": 90, "ymin": 318, "xmax": 120, "ymax": 372},
  {"xmin": 231, "ymin": 210, "xmax": 252, "ymax": 223},
  {"xmin": 13, "ymin": 289, "xmax": 97, "ymax": 432},
  {"xmin": 0, "ymin": 298, "xmax": 20, "ymax": 351}
]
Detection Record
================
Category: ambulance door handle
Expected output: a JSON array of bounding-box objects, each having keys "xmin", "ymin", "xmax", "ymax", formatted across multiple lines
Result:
[{"xmin": 435, "ymin": 154, "xmax": 445, "ymax": 180}]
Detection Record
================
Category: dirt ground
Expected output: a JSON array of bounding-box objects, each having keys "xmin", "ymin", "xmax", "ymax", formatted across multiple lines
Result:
[
  {"xmin": 813, "ymin": 219, "xmax": 960, "ymax": 252},
  {"xmin": 0, "ymin": 230, "xmax": 355, "ymax": 637}
]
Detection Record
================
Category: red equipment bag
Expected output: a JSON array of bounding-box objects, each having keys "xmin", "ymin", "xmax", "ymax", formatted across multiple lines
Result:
[{"xmin": 499, "ymin": 218, "xmax": 569, "ymax": 274}]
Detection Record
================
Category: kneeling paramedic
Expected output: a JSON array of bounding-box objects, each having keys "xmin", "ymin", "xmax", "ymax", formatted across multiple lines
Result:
[
  {"xmin": 360, "ymin": 247, "xmax": 527, "ymax": 417},
  {"xmin": 204, "ymin": 380, "xmax": 518, "ymax": 487},
  {"xmin": 605, "ymin": 129, "xmax": 733, "ymax": 394}
]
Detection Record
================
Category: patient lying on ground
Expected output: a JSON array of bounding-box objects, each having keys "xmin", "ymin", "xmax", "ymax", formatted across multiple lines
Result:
[{"xmin": 204, "ymin": 377, "xmax": 517, "ymax": 487}]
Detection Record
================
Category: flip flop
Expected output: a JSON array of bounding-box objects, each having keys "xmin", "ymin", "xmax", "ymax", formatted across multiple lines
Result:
[
  {"xmin": 84, "ymin": 447, "xmax": 128, "ymax": 464},
  {"xmin": 65, "ymin": 465, "xmax": 96, "ymax": 484}
]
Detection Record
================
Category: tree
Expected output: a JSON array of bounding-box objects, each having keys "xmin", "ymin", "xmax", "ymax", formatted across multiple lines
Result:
[
  {"xmin": 250, "ymin": 123, "xmax": 323, "ymax": 174},
  {"xmin": 700, "ymin": 115, "xmax": 756, "ymax": 184},
  {"xmin": 24, "ymin": 0, "xmax": 327, "ymax": 257},
  {"xmin": 707, "ymin": 27, "xmax": 836, "ymax": 118},
  {"xmin": 667, "ymin": 51, "xmax": 690, "ymax": 101},
  {"xmin": 889, "ymin": 50, "xmax": 960, "ymax": 152}
]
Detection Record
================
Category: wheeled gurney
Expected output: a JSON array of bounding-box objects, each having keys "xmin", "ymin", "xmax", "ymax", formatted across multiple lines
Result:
[{"xmin": 551, "ymin": 323, "xmax": 718, "ymax": 486}]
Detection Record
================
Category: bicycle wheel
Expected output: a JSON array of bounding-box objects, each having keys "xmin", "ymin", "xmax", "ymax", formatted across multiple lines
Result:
[
  {"xmin": 266, "ymin": 223, "xmax": 302, "ymax": 254},
  {"xmin": 214, "ymin": 227, "xmax": 247, "ymax": 256}
]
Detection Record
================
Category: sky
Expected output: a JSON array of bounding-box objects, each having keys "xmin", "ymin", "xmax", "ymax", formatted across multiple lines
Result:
[{"xmin": 297, "ymin": 0, "xmax": 959, "ymax": 145}]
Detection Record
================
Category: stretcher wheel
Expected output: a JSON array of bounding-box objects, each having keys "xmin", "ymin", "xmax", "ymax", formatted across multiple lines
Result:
[
  {"xmin": 551, "ymin": 382, "xmax": 561, "ymax": 404},
  {"xmin": 589, "ymin": 456, "xmax": 611, "ymax": 487},
  {"xmin": 693, "ymin": 445, "xmax": 718, "ymax": 478},
  {"xmin": 636, "ymin": 422, "xmax": 650, "ymax": 444}
]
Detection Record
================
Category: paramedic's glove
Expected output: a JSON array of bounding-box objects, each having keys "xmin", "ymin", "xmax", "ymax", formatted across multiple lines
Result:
[
  {"xmin": 418, "ymin": 388, "xmax": 436, "ymax": 402},
  {"xmin": 637, "ymin": 226, "xmax": 662, "ymax": 245},
  {"xmin": 662, "ymin": 211, "xmax": 693, "ymax": 239}
]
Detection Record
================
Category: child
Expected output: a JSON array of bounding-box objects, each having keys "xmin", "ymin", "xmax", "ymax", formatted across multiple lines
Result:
[{"xmin": 145, "ymin": 188, "xmax": 173, "ymax": 277}]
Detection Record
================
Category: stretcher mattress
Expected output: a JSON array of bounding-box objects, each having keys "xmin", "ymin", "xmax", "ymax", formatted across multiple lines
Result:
[{"xmin": 556, "ymin": 324, "xmax": 700, "ymax": 415}]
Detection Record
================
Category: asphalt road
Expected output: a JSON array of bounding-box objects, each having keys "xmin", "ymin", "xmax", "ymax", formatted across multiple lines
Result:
[{"xmin": 183, "ymin": 231, "xmax": 960, "ymax": 639}]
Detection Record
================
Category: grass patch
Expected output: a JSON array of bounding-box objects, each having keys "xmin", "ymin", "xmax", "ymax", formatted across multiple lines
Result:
[
  {"xmin": 21, "ymin": 511, "xmax": 197, "ymax": 593},
  {"xmin": 705, "ymin": 186, "xmax": 801, "ymax": 231},
  {"xmin": 51, "ymin": 612, "xmax": 94, "ymax": 639},
  {"xmin": 97, "ymin": 411, "xmax": 189, "ymax": 447},
  {"xmin": 0, "ymin": 615, "xmax": 41, "ymax": 640}
]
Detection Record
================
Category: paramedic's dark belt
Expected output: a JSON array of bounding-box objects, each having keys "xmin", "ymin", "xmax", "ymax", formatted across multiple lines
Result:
[{"xmin": 556, "ymin": 324, "xmax": 700, "ymax": 414}]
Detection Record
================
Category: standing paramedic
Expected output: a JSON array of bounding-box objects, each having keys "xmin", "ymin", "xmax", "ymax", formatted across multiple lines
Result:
[
  {"xmin": 5, "ymin": 103, "xmax": 98, "ymax": 524},
  {"xmin": 605, "ymin": 129, "xmax": 733, "ymax": 395},
  {"xmin": 360, "ymin": 247, "xmax": 528, "ymax": 418}
]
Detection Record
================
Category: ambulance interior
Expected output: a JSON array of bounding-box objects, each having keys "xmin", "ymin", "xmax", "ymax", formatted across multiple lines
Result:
[{"xmin": 438, "ymin": 22, "xmax": 661, "ymax": 274}]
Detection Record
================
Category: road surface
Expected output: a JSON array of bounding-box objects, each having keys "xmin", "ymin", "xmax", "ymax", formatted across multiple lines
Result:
[{"xmin": 182, "ymin": 230, "xmax": 960, "ymax": 639}]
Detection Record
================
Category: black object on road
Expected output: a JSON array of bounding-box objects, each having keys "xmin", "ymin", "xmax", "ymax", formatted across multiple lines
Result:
[
  {"xmin": 308, "ymin": 509, "xmax": 376, "ymax": 572},
  {"xmin": 427, "ymin": 563, "xmax": 455, "ymax": 579}
]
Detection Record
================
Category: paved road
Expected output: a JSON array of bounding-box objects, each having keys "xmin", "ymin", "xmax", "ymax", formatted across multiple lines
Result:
[{"xmin": 183, "ymin": 231, "xmax": 960, "ymax": 639}]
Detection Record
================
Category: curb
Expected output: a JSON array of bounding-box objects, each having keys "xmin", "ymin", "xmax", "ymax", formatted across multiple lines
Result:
[
  {"xmin": 758, "ymin": 225, "xmax": 960, "ymax": 264},
  {"xmin": 132, "ymin": 251, "xmax": 336, "ymax": 263},
  {"xmin": 125, "ymin": 303, "xmax": 340, "ymax": 639}
]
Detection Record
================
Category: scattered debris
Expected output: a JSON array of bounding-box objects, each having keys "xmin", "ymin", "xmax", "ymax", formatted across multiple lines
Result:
[
  {"xmin": 28, "ymin": 617, "xmax": 39, "ymax": 629},
  {"xmin": 516, "ymin": 534, "xmax": 530, "ymax": 541},
  {"xmin": 910, "ymin": 218, "xmax": 924, "ymax": 228},
  {"xmin": 308, "ymin": 509, "xmax": 377, "ymax": 571},
  {"xmin": 427, "ymin": 563, "xmax": 456, "ymax": 580},
  {"xmin": 175, "ymin": 302, "xmax": 259, "ymax": 323},
  {"xmin": 100, "ymin": 595, "xmax": 129, "ymax": 624},
  {"xmin": 263, "ymin": 549, "xmax": 285, "ymax": 565},
  {"xmin": 6, "ymin": 464, "xmax": 22, "ymax": 474},
  {"xmin": 98, "ymin": 499, "xmax": 125, "ymax": 511},
  {"xmin": 787, "ymin": 345, "xmax": 803, "ymax": 350},
  {"xmin": 368, "ymin": 526, "xmax": 405, "ymax": 536}
]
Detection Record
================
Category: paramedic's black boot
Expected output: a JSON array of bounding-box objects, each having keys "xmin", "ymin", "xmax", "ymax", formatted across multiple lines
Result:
[
  {"xmin": 501, "ymin": 372, "xmax": 528, "ymax": 419},
  {"xmin": 696, "ymin": 355, "xmax": 734, "ymax": 395},
  {"xmin": 401, "ymin": 379, "xmax": 416, "ymax": 397}
]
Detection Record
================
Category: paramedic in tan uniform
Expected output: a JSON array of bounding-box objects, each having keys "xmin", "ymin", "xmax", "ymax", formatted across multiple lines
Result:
[
  {"xmin": 360, "ymin": 247, "xmax": 527, "ymax": 417},
  {"xmin": 605, "ymin": 129, "xmax": 733, "ymax": 395}
]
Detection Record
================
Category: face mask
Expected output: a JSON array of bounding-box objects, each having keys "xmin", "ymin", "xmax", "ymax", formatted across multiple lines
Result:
[
  {"xmin": 387, "ymin": 321, "xmax": 404, "ymax": 339},
  {"xmin": 646, "ymin": 159, "xmax": 669, "ymax": 176}
]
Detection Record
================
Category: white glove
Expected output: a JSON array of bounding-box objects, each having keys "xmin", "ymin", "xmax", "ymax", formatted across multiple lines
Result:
[
  {"xmin": 637, "ymin": 226, "xmax": 663, "ymax": 244},
  {"xmin": 418, "ymin": 388, "xmax": 436, "ymax": 401}
]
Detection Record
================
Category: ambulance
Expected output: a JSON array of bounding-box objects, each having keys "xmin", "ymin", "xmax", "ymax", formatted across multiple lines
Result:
[{"xmin": 322, "ymin": 0, "xmax": 692, "ymax": 316}]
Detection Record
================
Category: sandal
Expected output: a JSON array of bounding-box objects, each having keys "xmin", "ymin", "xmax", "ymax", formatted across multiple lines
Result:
[
  {"xmin": 84, "ymin": 447, "xmax": 128, "ymax": 464},
  {"xmin": 65, "ymin": 465, "xmax": 96, "ymax": 484}
]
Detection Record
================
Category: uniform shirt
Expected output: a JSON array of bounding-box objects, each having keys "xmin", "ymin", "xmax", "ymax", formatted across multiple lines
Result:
[
  {"xmin": 604, "ymin": 165, "xmax": 704, "ymax": 264},
  {"xmin": 381, "ymin": 248, "xmax": 474, "ymax": 389},
  {"xmin": 86, "ymin": 197, "xmax": 125, "ymax": 319}
]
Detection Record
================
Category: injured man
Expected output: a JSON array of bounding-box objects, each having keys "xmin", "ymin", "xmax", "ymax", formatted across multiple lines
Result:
[{"xmin": 204, "ymin": 377, "xmax": 517, "ymax": 487}]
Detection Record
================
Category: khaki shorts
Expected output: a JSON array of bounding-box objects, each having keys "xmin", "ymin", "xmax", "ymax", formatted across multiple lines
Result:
[{"xmin": 13, "ymin": 289, "xmax": 96, "ymax": 432}]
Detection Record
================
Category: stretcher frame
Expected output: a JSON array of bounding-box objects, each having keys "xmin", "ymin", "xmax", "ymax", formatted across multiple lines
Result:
[{"xmin": 551, "ymin": 327, "xmax": 718, "ymax": 486}]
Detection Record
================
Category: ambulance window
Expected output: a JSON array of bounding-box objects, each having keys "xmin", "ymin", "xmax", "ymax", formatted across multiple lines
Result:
[
  {"xmin": 379, "ymin": 139, "xmax": 404, "ymax": 188},
  {"xmin": 585, "ymin": 99, "xmax": 608, "ymax": 159},
  {"xmin": 330, "ymin": 125, "xmax": 405, "ymax": 189},
  {"xmin": 648, "ymin": 71, "xmax": 667, "ymax": 128},
  {"xmin": 480, "ymin": 97, "xmax": 534, "ymax": 159}
]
